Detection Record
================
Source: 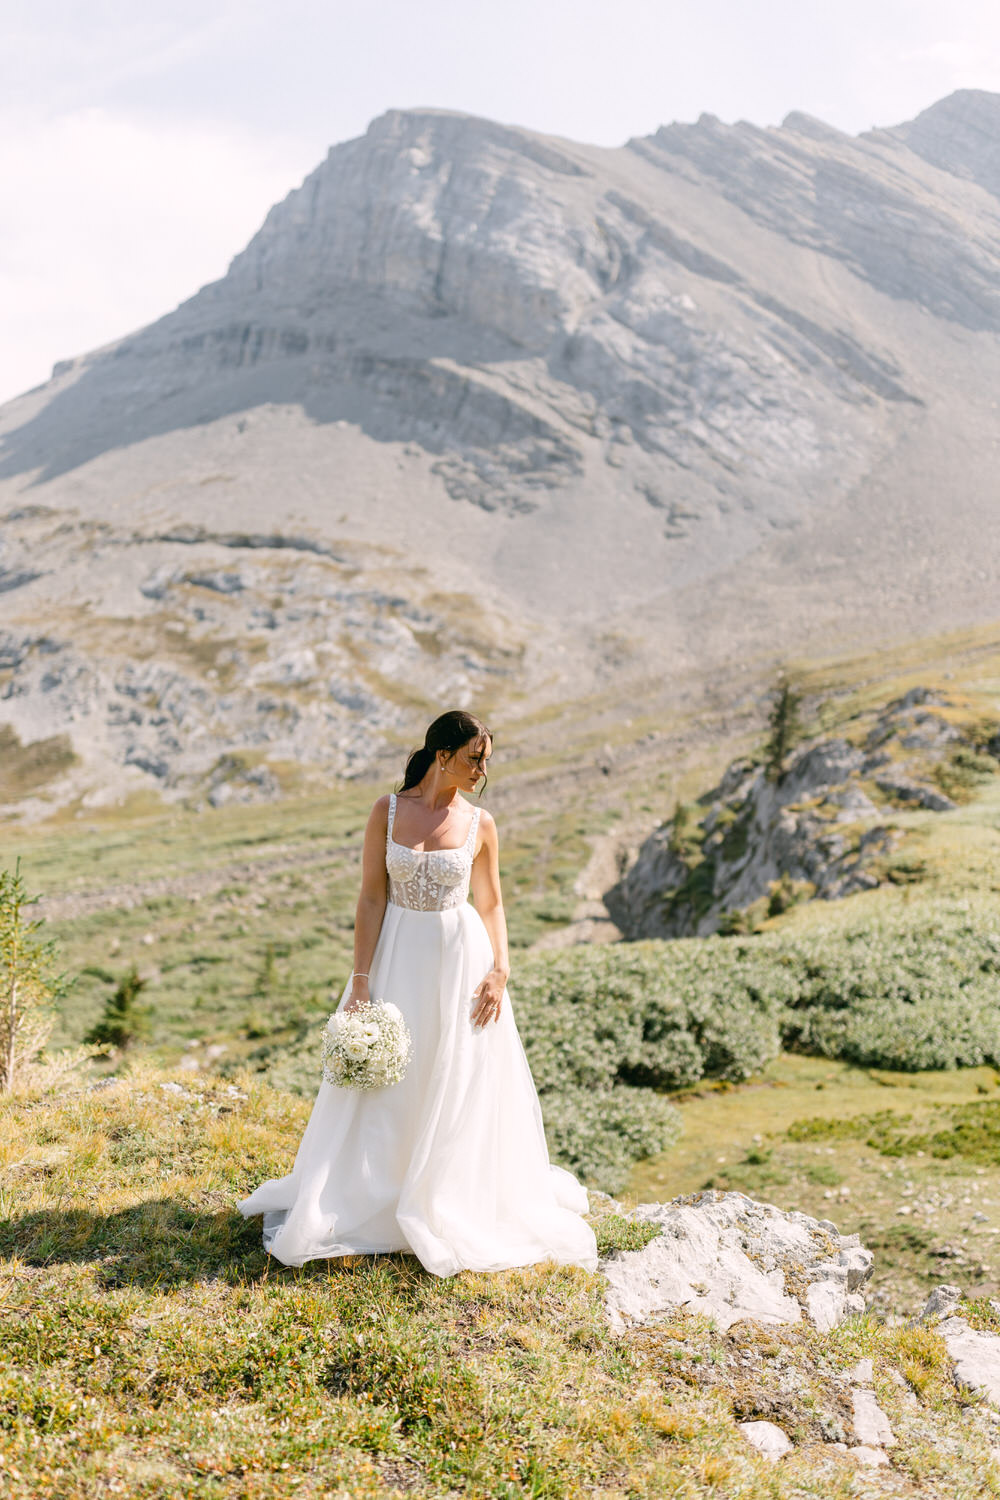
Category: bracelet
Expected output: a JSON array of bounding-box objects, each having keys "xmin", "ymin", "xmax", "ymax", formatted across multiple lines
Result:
[{"xmin": 351, "ymin": 972, "xmax": 370, "ymax": 980}]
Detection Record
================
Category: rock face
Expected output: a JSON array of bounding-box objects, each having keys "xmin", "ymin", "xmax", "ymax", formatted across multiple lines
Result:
[
  {"xmin": 3, "ymin": 95, "xmax": 1000, "ymax": 808},
  {"xmin": 917, "ymin": 1283, "xmax": 1000, "ymax": 1410},
  {"xmin": 938, "ymin": 1317, "xmax": 1000, "ymax": 1406},
  {"xmin": 609, "ymin": 687, "xmax": 998, "ymax": 938},
  {"xmin": 599, "ymin": 1190, "xmax": 872, "ymax": 1334},
  {"xmin": 0, "ymin": 528, "xmax": 525, "ymax": 812}
]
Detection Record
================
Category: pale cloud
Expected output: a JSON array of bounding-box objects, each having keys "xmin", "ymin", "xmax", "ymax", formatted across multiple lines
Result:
[
  {"xmin": 3, "ymin": 0, "xmax": 1000, "ymax": 405},
  {"xmin": 0, "ymin": 107, "xmax": 315, "ymax": 404}
]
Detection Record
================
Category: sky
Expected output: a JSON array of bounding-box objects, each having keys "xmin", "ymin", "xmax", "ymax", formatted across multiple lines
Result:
[{"xmin": 2, "ymin": 0, "xmax": 1000, "ymax": 406}]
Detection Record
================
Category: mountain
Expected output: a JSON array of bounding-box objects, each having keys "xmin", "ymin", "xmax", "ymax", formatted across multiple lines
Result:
[{"xmin": 2, "ymin": 92, "xmax": 1000, "ymax": 814}]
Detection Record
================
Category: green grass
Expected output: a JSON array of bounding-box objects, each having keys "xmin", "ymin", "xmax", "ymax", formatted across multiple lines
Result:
[
  {"xmin": 10, "ymin": 621, "xmax": 1000, "ymax": 1491},
  {"xmin": 4, "ymin": 778, "xmax": 593, "ymax": 1063},
  {"xmin": 5, "ymin": 1063, "xmax": 1000, "ymax": 1498}
]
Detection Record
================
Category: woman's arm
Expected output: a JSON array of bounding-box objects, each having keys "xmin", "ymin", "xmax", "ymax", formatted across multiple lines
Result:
[
  {"xmin": 469, "ymin": 810, "xmax": 510, "ymax": 1027},
  {"xmin": 345, "ymin": 796, "xmax": 390, "ymax": 1013}
]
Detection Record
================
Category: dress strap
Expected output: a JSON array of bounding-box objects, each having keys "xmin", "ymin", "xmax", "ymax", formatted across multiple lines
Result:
[
  {"xmin": 387, "ymin": 792, "xmax": 396, "ymax": 842},
  {"xmin": 467, "ymin": 805, "xmax": 481, "ymax": 852}
]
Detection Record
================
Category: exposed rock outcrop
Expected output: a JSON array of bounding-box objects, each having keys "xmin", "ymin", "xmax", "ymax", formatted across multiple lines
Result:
[
  {"xmin": 599, "ymin": 1190, "xmax": 872, "ymax": 1334},
  {"xmin": 609, "ymin": 687, "xmax": 999, "ymax": 938}
]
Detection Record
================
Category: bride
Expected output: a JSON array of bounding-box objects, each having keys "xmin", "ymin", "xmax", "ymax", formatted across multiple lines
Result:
[{"xmin": 238, "ymin": 709, "xmax": 598, "ymax": 1276}]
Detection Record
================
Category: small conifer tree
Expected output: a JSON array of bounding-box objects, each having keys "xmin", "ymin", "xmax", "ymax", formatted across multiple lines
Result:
[
  {"xmin": 0, "ymin": 860, "xmax": 63, "ymax": 1092},
  {"xmin": 764, "ymin": 675, "xmax": 803, "ymax": 782},
  {"xmin": 84, "ymin": 965, "xmax": 152, "ymax": 1051}
]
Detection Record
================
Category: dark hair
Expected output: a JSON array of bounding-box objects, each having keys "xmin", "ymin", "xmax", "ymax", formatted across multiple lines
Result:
[{"xmin": 398, "ymin": 709, "xmax": 493, "ymax": 794}]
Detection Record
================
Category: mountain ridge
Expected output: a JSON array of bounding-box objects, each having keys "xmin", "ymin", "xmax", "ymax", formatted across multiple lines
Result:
[{"xmin": 1, "ymin": 92, "xmax": 999, "ymax": 813}]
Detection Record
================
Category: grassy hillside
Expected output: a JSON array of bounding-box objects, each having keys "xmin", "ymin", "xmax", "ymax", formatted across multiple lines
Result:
[
  {"xmin": 7, "ymin": 623, "xmax": 1000, "ymax": 1492},
  {"xmin": 5, "ymin": 1063, "xmax": 1000, "ymax": 1499},
  {"xmin": 6, "ymin": 619, "xmax": 1000, "ymax": 1193}
]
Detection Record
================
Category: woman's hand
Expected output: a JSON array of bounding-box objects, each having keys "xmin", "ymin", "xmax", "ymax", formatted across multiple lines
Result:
[
  {"xmin": 471, "ymin": 966, "xmax": 508, "ymax": 1028},
  {"xmin": 344, "ymin": 975, "xmax": 370, "ymax": 1014}
]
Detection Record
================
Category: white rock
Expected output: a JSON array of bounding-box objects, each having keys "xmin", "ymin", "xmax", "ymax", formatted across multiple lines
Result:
[
  {"xmin": 919, "ymin": 1284, "xmax": 964, "ymax": 1322},
  {"xmin": 599, "ymin": 1191, "xmax": 871, "ymax": 1333},
  {"xmin": 852, "ymin": 1389, "xmax": 896, "ymax": 1448},
  {"xmin": 838, "ymin": 1245, "xmax": 874, "ymax": 1291},
  {"xmin": 938, "ymin": 1316, "xmax": 1000, "ymax": 1406},
  {"xmin": 806, "ymin": 1277, "xmax": 846, "ymax": 1333},
  {"xmin": 738, "ymin": 1421, "xmax": 792, "ymax": 1460},
  {"xmin": 847, "ymin": 1358, "xmax": 874, "ymax": 1384},
  {"xmin": 849, "ymin": 1445, "xmax": 890, "ymax": 1467}
]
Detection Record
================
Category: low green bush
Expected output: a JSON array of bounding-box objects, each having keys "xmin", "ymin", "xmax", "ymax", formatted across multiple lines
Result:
[
  {"xmin": 245, "ymin": 901, "xmax": 1000, "ymax": 1193},
  {"xmin": 514, "ymin": 941, "xmax": 786, "ymax": 1097},
  {"xmin": 539, "ymin": 1084, "xmax": 681, "ymax": 1191},
  {"xmin": 778, "ymin": 904, "xmax": 1000, "ymax": 1071},
  {"xmin": 509, "ymin": 901, "xmax": 1000, "ymax": 1186}
]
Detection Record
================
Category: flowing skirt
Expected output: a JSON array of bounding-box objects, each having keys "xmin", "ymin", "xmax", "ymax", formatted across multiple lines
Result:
[{"xmin": 237, "ymin": 900, "xmax": 598, "ymax": 1276}]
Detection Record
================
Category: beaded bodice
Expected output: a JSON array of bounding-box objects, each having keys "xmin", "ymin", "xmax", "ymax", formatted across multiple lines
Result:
[{"xmin": 385, "ymin": 793, "xmax": 481, "ymax": 912}]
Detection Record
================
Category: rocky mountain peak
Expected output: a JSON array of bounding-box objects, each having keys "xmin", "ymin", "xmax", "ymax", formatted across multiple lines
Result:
[
  {"xmin": 883, "ymin": 89, "xmax": 1000, "ymax": 200},
  {"xmin": 218, "ymin": 104, "xmax": 599, "ymax": 352},
  {"xmin": 3, "ymin": 95, "xmax": 1000, "ymax": 814}
]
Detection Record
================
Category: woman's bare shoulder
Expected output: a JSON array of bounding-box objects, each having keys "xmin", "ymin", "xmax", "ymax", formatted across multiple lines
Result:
[
  {"xmin": 367, "ymin": 793, "xmax": 392, "ymax": 824},
  {"xmin": 476, "ymin": 807, "xmax": 498, "ymax": 837}
]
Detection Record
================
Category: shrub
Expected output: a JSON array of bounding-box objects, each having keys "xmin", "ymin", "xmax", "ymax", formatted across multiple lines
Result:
[
  {"xmin": 540, "ymin": 1084, "xmax": 681, "ymax": 1191},
  {"xmin": 83, "ymin": 965, "xmax": 152, "ymax": 1051},
  {"xmin": 0, "ymin": 861, "xmax": 66, "ymax": 1092},
  {"xmin": 514, "ymin": 899, "xmax": 1000, "ymax": 1185},
  {"xmin": 932, "ymin": 746, "xmax": 998, "ymax": 802},
  {"xmin": 778, "ymin": 903, "xmax": 1000, "ymax": 1070},
  {"xmin": 515, "ymin": 940, "xmax": 786, "ymax": 1097}
]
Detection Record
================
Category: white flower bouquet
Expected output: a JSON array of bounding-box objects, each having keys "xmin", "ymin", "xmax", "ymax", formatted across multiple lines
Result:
[{"xmin": 321, "ymin": 999, "xmax": 412, "ymax": 1090}]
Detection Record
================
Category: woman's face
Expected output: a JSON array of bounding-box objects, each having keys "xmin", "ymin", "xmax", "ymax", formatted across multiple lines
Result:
[{"xmin": 442, "ymin": 734, "xmax": 492, "ymax": 790}]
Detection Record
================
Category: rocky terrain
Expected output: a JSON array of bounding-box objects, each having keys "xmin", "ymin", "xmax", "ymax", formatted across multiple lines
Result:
[
  {"xmin": 598, "ymin": 1194, "xmax": 1000, "ymax": 1472},
  {"xmin": 609, "ymin": 684, "xmax": 1000, "ymax": 938},
  {"xmin": 3, "ymin": 91, "xmax": 1000, "ymax": 812}
]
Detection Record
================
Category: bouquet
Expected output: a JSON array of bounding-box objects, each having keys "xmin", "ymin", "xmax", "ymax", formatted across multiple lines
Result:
[{"xmin": 321, "ymin": 999, "xmax": 412, "ymax": 1090}]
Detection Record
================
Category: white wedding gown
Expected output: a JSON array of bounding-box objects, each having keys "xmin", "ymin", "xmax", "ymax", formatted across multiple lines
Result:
[{"xmin": 238, "ymin": 793, "xmax": 598, "ymax": 1277}]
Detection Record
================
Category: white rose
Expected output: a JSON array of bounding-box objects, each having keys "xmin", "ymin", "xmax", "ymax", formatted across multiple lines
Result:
[
  {"xmin": 325, "ymin": 1014, "xmax": 342, "ymax": 1036},
  {"xmin": 380, "ymin": 1003, "xmax": 403, "ymax": 1024},
  {"xmin": 359, "ymin": 1022, "xmax": 380, "ymax": 1044},
  {"xmin": 343, "ymin": 1039, "xmax": 370, "ymax": 1061}
]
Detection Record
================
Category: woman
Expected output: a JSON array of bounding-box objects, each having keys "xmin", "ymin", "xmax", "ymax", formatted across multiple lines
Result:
[{"xmin": 238, "ymin": 709, "xmax": 598, "ymax": 1277}]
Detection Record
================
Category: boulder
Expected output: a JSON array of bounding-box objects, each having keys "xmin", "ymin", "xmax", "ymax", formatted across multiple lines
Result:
[
  {"xmin": 875, "ymin": 774, "xmax": 957, "ymax": 812},
  {"xmin": 599, "ymin": 1191, "xmax": 871, "ymax": 1334},
  {"xmin": 738, "ymin": 1421, "xmax": 792, "ymax": 1460},
  {"xmin": 918, "ymin": 1284, "xmax": 963, "ymax": 1322}
]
